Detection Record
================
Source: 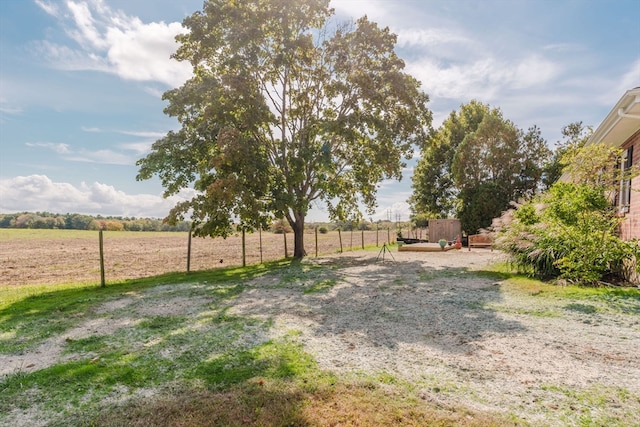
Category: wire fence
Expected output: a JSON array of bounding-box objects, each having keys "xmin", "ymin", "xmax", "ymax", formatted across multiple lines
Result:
[{"xmin": 1, "ymin": 228, "xmax": 399, "ymax": 287}]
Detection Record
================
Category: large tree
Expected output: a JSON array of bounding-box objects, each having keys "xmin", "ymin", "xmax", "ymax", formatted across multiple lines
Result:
[
  {"xmin": 409, "ymin": 100, "xmax": 491, "ymax": 219},
  {"xmin": 411, "ymin": 101, "xmax": 550, "ymax": 234},
  {"xmin": 452, "ymin": 113, "xmax": 550, "ymax": 233},
  {"xmin": 137, "ymin": 0, "xmax": 431, "ymax": 258}
]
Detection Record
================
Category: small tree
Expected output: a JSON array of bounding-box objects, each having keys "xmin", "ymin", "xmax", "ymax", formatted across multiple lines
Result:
[{"xmin": 541, "ymin": 121, "xmax": 591, "ymax": 190}]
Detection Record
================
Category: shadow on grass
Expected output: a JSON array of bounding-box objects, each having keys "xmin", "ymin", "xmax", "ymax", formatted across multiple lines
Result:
[
  {"xmin": 76, "ymin": 339, "xmax": 519, "ymax": 427},
  {"xmin": 81, "ymin": 380, "xmax": 520, "ymax": 427},
  {"xmin": 0, "ymin": 260, "xmax": 292, "ymax": 354},
  {"xmin": 301, "ymin": 254, "xmax": 525, "ymax": 355},
  {"xmin": 1, "ymin": 255, "xmax": 525, "ymax": 427}
]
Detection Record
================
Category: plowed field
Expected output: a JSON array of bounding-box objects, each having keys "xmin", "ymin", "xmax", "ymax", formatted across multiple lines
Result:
[{"xmin": 0, "ymin": 228, "xmax": 392, "ymax": 286}]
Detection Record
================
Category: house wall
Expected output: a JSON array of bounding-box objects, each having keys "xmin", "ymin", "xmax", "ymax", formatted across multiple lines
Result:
[{"xmin": 620, "ymin": 130, "xmax": 640, "ymax": 241}]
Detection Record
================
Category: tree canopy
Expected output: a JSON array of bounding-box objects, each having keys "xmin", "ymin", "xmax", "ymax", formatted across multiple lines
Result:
[
  {"xmin": 137, "ymin": 0, "xmax": 432, "ymax": 258},
  {"xmin": 410, "ymin": 101, "xmax": 551, "ymax": 234},
  {"xmin": 409, "ymin": 100, "xmax": 489, "ymax": 219}
]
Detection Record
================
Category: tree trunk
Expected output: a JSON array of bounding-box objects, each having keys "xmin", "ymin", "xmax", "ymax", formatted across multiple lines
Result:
[{"xmin": 291, "ymin": 212, "xmax": 306, "ymax": 259}]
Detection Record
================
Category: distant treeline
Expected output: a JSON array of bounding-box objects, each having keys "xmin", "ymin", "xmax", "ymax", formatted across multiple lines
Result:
[{"xmin": 0, "ymin": 212, "xmax": 191, "ymax": 232}]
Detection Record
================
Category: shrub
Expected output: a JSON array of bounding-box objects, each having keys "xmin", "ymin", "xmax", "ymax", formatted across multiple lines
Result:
[
  {"xmin": 270, "ymin": 219, "xmax": 292, "ymax": 234},
  {"xmin": 496, "ymin": 183, "xmax": 640, "ymax": 286}
]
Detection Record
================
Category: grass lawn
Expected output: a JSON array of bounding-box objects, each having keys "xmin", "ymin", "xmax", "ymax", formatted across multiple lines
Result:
[{"xmin": 1, "ymin": 258, "xmax": 638, "ymax": 426}]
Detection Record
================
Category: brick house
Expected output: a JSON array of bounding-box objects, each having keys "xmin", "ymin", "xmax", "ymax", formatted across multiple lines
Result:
[{"xmin": 585, "ymin": 87, "xmax": 640, "ymax": 241}]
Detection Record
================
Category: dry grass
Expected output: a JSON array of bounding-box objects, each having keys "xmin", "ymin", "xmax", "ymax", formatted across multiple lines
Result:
[{"xmin": 87, "ymin": 379, "xmax": 515, "ymax": 427}]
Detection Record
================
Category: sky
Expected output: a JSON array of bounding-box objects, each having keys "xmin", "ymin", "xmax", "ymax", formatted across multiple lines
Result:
[{"xmin": 0, "ymin": 0, "xmax": 639, "ymax": 223}]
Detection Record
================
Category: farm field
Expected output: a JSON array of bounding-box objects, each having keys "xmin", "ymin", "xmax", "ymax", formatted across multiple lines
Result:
[
  {"xmin": 0, "ymin": 228, "xmax": 393, "ymax": 286},
  {"xmin": 1, "ymin": 249, "xmax": 639, "ymax": 426}
]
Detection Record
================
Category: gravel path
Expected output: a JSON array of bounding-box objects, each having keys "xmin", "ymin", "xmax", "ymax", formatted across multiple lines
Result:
[{"xmin": 230, "ymin": 249, "xmax": 640, "ymax": 426}]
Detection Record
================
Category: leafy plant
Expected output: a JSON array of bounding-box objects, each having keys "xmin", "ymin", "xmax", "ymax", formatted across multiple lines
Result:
[{"xmin": 496, "ymin": 181, "xmax": 640, "ymax": 285}]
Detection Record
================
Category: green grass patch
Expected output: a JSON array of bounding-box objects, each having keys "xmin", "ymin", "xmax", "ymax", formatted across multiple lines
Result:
[
  {"xmin": 0, "ymin": 261, "xmax": 289, "ymax": 355},
  {"xmin": 539, "ymin": 384, "xmax": 638, "ymax": 427},
  {"xmin": 491, "ymin": 306, "xmax": 559, "ymax": 318},
  {"xmin": 303, "ymin": 279, "xmax": 337, "ymax": 294},
  {"xmin": 482, "ymin": 263, "xmax": 640, "ymax": 315}
]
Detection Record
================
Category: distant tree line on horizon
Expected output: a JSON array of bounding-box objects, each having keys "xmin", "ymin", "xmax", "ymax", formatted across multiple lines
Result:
[
  {"xmin": 0, "ymin": 212, "xmax": 192, "ymax": 232},
  {"xmin": 0, "ymin": 211, "xmax": 411, "ymax": 235}
]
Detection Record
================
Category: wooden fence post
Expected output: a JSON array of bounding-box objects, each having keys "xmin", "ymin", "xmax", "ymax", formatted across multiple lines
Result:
[
  {"xmin": 259, "ymin": 228, "xmax": 263, "ymax": 264},
  {"xmin": 99, "ymin": 230, "xmax": 105, "ymax": 288},
  {"xmin": 338, "ymin": 229, "xmax": 343, "ymax": 253},
  {"xmin": 315, "ymin": 227, "xmax": 318, "ymax": 257},
  {"xmin": 242, "ymin": 228, "xmax": 246, "ymax": 267},
  {"xmin": 187, "ymin": 231, "xmax": 192, "ymax": 273},
  {"xmin": 376, "ymin": 224, "xmax": 379, "ymax": 247},
  {"xmin": 387, "ymin": 227, "xmax": 390, "ymax": 245},
  {"xmin": 361, "ymin": 229, "xmax": 364, "ymax": 249},
  {"xmin": 283, "ymin": 230, "xmax": 288, "ymax": 258}
]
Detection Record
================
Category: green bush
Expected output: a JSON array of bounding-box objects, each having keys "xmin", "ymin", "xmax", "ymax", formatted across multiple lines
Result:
[{"xmin": 496, "ymin": 183, "xmax": 640, "ymax": 286}]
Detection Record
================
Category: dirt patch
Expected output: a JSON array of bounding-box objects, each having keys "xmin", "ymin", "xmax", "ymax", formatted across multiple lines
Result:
[{"xmin": 0, "ymin": 316, "xmax": 138, "ymax": 376}]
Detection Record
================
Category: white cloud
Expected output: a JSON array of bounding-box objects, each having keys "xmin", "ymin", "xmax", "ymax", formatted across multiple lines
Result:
[
  {"xmin": 407, "ymin": 54, "xmax": 560, "ymax": 101},
  {"xmin": 34, "ymin": 40, "xmax": 110, "ymax": 72},
  {"xmin": 142, "ymin": 85, "xmax": 166, "ymax": 98},
  {"xmin": 25, "ymin": 141, "xmax": 135, "ymax": 165},
  {"xmin": 118, "ymin": 141, "xmax": 154, "ymax": 155},
  {"xmin": 330, "ymin": 0, "xmax": 389, "ymax": 22},
  {"xmin": 67, "ymin": 0, "xmax": 108, "ymax": 50},
  {"xmin": 25, "ymin": 142, "xmax": 71, "ymax": 154},
  {"xmin": 397, "ymin": 28, "xmax": 475, "ymax": 49},
  {"xmin": 34, "ymin": 0, "xmax": 60, "ymax": 17},
  {"xmin": 618, "ymin": 58, "xmax": 640, "ymax": 93},
  {"xmin": 0, "ymin": 105, "xmax": 22, "ymax": 114},
  {"xmin": 35, "ymin": 1, "xmax": 192, "ymax": 87},
  {"xmin": 542, "ymin": 43, "xmax": 586, "ymax": 53},
  {"xmin": 66, "ymin": 149, "xmax": 133, "ymax": 165},
  {"xmin": 0, "ymin": 175, "xmax": 195, "ymax": 218},
  {"xmin": 118, "ymin": 130, "xmax": 165, "ymax": 138}
]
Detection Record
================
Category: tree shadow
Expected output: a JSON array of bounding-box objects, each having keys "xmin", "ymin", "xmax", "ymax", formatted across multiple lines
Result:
[{"xmin": 304, "ymin": 253, "xmax": 524, "ymax": 355}]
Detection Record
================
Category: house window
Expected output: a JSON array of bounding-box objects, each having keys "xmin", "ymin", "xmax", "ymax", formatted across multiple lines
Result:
[{"xmin": 618, "ymin": 145, "xmax": 633, "ymax": 213}]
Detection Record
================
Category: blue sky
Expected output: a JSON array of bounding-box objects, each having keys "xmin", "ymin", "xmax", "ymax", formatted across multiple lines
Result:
[{"xmin": 1, "ymin": 0, "xmax": 639, "ymax": 222}]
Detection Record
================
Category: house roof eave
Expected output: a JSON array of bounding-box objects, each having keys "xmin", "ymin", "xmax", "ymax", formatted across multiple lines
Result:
[{"xmin": 586, "ymin": 87, "xmax": 640, "ymax": 149}]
